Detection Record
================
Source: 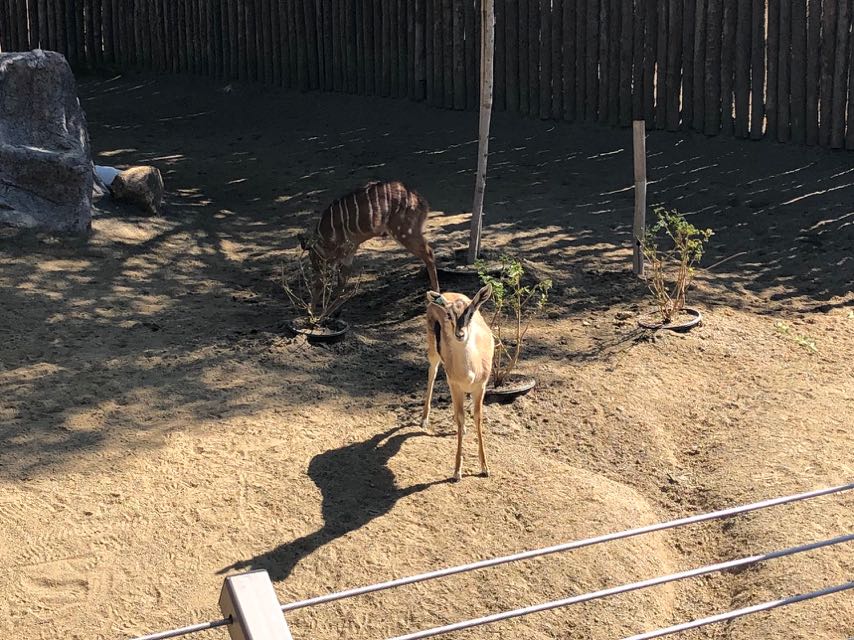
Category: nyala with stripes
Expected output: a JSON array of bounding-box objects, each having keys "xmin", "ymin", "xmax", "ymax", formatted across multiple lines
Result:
[{"xmin": 299, "ymin": 180, "xmax": 440, "ymax": 309}]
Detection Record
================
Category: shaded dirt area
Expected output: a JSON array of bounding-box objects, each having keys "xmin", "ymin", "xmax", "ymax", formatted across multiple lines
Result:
[{"xmin": 1, "ymin": 72, "xmax": 852, "ymax": 640}]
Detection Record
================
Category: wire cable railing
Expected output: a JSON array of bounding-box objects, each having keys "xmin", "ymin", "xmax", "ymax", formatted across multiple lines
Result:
[
  {"xmin": 618, "ymin": 580, "xmax": 854, "ymax": 640},
  {"xmin": 127, "ymin": 481, "xmax": 853, "ymax": 640},
  {"xmin": 280, "ymin": 481, "xmax": 853, "ymax": 612},
  {"xmin": 132, "ymin": 618, "xmax": 231, "ymax": 640},
  {"xmin": 384, "ymin": 533, "xmax": 854, "ymax": 640}
]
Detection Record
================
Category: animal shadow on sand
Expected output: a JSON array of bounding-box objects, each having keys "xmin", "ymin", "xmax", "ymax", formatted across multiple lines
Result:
[{"xmin": 219, "ymin": 426, "xmax": 449, "ymax": 582}]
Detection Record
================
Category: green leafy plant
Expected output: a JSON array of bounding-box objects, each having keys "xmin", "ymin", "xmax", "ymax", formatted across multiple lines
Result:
[
  {"xmin": 774, "ymin": 321, "xmax": 819, "ymax": 354},
  {"xmin": 641, "ymin": 207, "xmax": 714, "ymax": 323},
  {"xmin": 477, "ymin": 256, "xmax": 552, "ymax": 388},
  {"xmin": 280, "ymin": 250, "xmax": 356, "ymax": 327}
]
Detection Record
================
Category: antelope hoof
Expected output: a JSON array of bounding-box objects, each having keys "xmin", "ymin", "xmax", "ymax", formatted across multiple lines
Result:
[
  {"xmin": 420, "ymin": 417, "xmax": 429, "ymax": 430},
  {"xmin": 480, "ymin": 467, "xmax": 490, "ymax": 478},
  {"xmin": 452, "ymin": 470, "xmax": 462, "ymax": 482}
]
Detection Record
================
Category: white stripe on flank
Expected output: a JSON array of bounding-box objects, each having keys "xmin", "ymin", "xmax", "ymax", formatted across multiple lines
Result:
[
  {"xmin": 338, "ymin": 201, "xmax": 351, "ymax": 243},
  {"xmin": 325, "ymin": 207, "xmax": 337, "ymax": 244},
  {"xmin": 349, "ymin": 194, "xmax": 362, "ymax": 236},
  {"xmin": 363, "ymin": 187, "xmax": 374, "ymax": 233},
  {"xmin": 353, "ymin": 194, "xmax": 365, "ymax": 234}
]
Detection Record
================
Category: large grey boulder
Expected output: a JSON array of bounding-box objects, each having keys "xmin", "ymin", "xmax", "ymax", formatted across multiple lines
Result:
[{"xmin": 0, "ymin": 50, "xmax": 92, "ymax": 233}]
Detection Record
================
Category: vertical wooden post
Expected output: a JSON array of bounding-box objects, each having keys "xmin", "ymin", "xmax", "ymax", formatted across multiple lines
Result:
[
  {"xmin": 607, "ymin": 0, "xmax": 620, "ymax": 126},
  {"xmin": 518, "ymin": 0, "xmax": 528, "ymax": 114},
  {"xmin": 598, "ymin": 0, "xmax": 610, "ymax": 124},
  {"xmin": 665, "ymin": 0, "xmax": 683, "ymax": 131},
  {"xmin": 776, "ymin": 0, "xmax": 791, "ymax": 142},
  {"xmin": 654, "ymin": 0, "xmax": 667, "ymax": 129},
  {"xmin": 102, "ymin": 0, "xmax": 114, "ymax": 62},
  {"xmin": 618, "ymin": 0, "xmax": 632, "ymax": 125},
  {"xmin": 585, "ymin": 0, "xmax": 599, "ymax": 120},
  {"xmin": 539, "ymin": 0, "xmax": 551, "ymax": 119},
  {"xmin": 468, "ymin": 0, "xmax": 494, "ymax": 265},
  {"xmin": 415, "ymin": 0, "xmax": 425, "ymax": 100},
  {"xmin": 346, "ymin": 0, "xmax": 357, "ymax": 93},
  {"xmin": 720, "ymin": 0, "xmax": 736, "ymax": 137},
  {"xmin": 1, "ymin": 0, "xmax": 12, "ymax": 52},
  {"xmin": 38, "ymin": 0, "xmax": 49, "ymax": 50},
  {"xmin": 269, "ymin": 0, "xmax": 280, "ymax": 83},
  {"xmin": 398, "ymin": 0, "xmax": 407, "ymax": 97},
  {"xmin": 467, "ymin": 0, "xmax": 478, "ymax": 108},
  {"xmin": 631, "ymin": 0, "xmax": 645, "ymax": 121},
  {"xmin": 766, "ymin": 0, "xmax": 779, "ymax": 138},
  {"xmin": 494, "ymin": 0, "xmax": 505, "ymax": 111},
  {"xmin": 505, "ymin": 0, "xmax": 518, "ymax": 113},
  {"xmin": 847, "ymin": 34, "xmax": 854, "ymax": 149},
  {"xmin": 830, "ymin": 0, "xmax": 851, "ymax": 149},
  {"xmin": 563, "ymin": 0, "xmax": 576, "ymax": 120},
  {"xmin": 790, "ymin": 0, "xmax": 806, "ymax": 143},
  {"xmin": 219, "ymin": 571, "xmax": 294, "ymax": 640},
  {"xmin": 643, "ymin": 0, "xmax": 657, "ymax": 126},
  {"xmin": 425, "ymin": 0, "xmax": 434, "ymax": 101},
  {"xmin": 805, "ymin": 0, "xmax": 821, "ymax": 145},
  {"xmin": 632, "ymin": 121, "xmax": 647, "ymax": 278},
  {"xmin": 552, "ymin": 0, "xmax": 564, "ymax": 118},
  {"xmin": 528, "ymin": 0, "xmax": 539, "ymax": 116},
  {"xmin": 93, "ymin": 0, "xmax": 103, "ymax": 66},
  {"xmin": 406, "ymin": 0, "xmax": 414, "ymax": 99},
  {"xmin": 453, "ymin": 0, "xmax": 465, "ymax": 108},
  {"xmin": 704, "ymin": 0, "xmax": 723, "ymax": 135},
  {"xmin": 749, "ymin": 0, "xmax": 765, "ymax": 139},
  {"xmin": 734, "ymin": 0, "xmax": 751, "ymax": 138},
  {"xmin": 442, "ymin": 0, "xmax": 453, "ymax": 107},
  {"xmin": 681, "ymin": 0, "xmax": 696, "ymax": 128}
]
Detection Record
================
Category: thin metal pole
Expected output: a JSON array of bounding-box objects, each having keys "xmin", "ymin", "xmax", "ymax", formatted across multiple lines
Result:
[
  {"xmin": 467, "ymin": 0, "xmax": 495, "ymax": 264},
  {"xmin": 620, "ymin": 581, "xmax": 854, "ymax": 640},
  {"xmin": 281, "ymin": 482, "xmax": 854, "ymax": 612},
  {"xmin": 632, "ymin": 120, "xmax": 647, "ymax": 276},
  {"xmin": 131, "ymin": 617, "xmax": 230, "ymax": 640},
  {"xmin": 385, "ymin": 533, "xmax": 854, "ymax": 640}
]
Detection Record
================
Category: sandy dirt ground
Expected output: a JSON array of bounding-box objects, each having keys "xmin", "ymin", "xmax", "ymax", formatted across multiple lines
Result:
[{"xmin": 1, "ymin": 72, "xmax": 852, "ymax": 640}]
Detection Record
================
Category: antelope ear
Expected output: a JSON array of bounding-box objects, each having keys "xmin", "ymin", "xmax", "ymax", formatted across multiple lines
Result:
[
  {"xmin": 460, "ymin": 284, "xmax": 492, "ymax": 328},
  {"xmin": 471, "ymin": 284, "xmax": 492, "ymax": 309},
  {"xmin": 425, "ymin": 290, "xmax": 445, "ymax": 307}
]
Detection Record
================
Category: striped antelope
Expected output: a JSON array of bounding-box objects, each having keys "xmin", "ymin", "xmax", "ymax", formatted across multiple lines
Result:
[
  {"xmin": 299, "ymin": 180, "xmax": 440, "ymax": 309},
  {"xmin": 421, "ymin": 285, "xmax": 495, "ymax": 481}
]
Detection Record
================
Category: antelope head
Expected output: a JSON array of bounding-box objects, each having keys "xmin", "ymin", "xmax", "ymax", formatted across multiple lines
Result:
[{"xmin": 426, "ymin": 285, "xmax": 492, "ymax": 342}]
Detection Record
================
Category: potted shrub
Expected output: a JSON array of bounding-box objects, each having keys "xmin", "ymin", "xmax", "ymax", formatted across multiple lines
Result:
[
  {"xmin": 477, "ymin": 256, "xmax": 551, "ymax": 400},
  {"xmin": 639, "ymin": 206, "xmax": 714, "ymax": 331},
  {"xmin": 280, "ymin": 251, "xmax": 355, "ymax": 343}
]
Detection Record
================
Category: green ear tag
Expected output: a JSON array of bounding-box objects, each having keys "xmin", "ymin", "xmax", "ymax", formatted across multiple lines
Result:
[{"xmin": 433, "ymin": 294, "xmax": 447, "ymax": 307}]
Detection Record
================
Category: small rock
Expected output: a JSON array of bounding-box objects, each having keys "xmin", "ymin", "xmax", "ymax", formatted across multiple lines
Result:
[{"xmin": 110, "ymin": 165, "xmax": 165, "ymax": 215}]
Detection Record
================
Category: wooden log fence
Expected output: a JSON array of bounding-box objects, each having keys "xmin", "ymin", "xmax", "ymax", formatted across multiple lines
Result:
[{"xmin": 1, "ymin": 0, "xmax": 854, "ymax": 149}]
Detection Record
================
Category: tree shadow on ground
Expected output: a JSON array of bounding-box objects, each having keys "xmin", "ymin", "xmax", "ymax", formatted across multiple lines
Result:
[{"xmin": 218, "ymin": 426, "xmax": 449, "ymax": 582}]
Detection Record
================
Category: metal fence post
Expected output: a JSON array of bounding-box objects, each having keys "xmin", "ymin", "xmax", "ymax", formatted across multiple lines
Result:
[
  {"xmin": 632, "ymin": 120, "xmax": 647, "ymax": 277},
  {"xmin": 219, "ymin": 570, "xmax": 294, "ymax": 640}
]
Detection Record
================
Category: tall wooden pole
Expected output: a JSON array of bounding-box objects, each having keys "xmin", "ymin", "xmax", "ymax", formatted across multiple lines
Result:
[
  {"xmin": 632, "ymin": 120, "xmax": 647, "ymax": 277},
  {"xmin": 468, "ymin": 0, "xmax": 495, "ymax": 264}
]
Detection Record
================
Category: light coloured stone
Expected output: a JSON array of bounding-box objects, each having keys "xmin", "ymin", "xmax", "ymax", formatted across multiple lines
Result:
[{"xmin": 0, "ymin": 50, "xmax": 92, "ymax": 233}]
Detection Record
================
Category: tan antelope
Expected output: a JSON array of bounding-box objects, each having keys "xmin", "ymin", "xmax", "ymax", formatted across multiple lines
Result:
[
  {"xmin": 299, "ymin": 180, "xmax": 440, "ymax": 309},
  {"xmin": 421, "ymin": 285, "xmax": 495, "ymax": 481}
]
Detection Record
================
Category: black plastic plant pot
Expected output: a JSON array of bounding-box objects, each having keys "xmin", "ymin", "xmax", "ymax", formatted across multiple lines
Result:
[
  {"xmin": 485, "ymin": 374, "xmax": 537, "ymax": 402},
  {"xmin": 637, "ymin": 307, "xmax": 703, "ymax": 332},
  {"xmin": 287, "ymin": 317, "xmax": 349, "ymax": 343}
]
